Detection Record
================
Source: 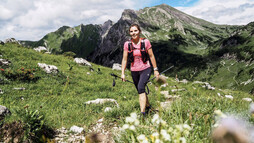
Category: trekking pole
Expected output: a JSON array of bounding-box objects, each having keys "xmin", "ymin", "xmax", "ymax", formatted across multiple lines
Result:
[
  {"xmin": 110, "ymin": 65, "xmax": 174, "ymax": 95},
  {"xmin": 146, "ymin": 65, "xmax": 174, "ymax": 83},
  {"xmin": 110, "ymin": 73, "xmax": 150, "ymax": 95},
  {"xmin": 110, "ymin": 73, "xmax": 134, "ymax": 85}
]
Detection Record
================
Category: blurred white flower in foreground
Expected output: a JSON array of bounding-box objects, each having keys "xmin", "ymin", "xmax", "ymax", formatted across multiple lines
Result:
[
  {"xmin": 152, "ymin": 114, "xmax": 166, "ymax": 125},
  {"xmin": 137, "ymin": 134, "xmax": 148, "ymax": 143},
  {"xmin": 212, "ymin": 110, "xmax": 252, "ymax": 143}
]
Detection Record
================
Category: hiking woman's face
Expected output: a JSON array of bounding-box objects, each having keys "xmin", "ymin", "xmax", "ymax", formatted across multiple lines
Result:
[{"xmin": 129, "ymin": 26, "xmax": 140, "ymax": 40}]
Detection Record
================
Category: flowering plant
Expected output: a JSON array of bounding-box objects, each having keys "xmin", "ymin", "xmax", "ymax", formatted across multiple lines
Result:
[{"xmin": 120, "ymin": 112, "xmax": 192, "ymax": 143}]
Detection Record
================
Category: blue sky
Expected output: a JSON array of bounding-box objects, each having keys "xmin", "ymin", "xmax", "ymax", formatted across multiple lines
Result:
[
  {"xmin": 0, "ymin": 0, "xmax": 254, "ymax": 41},
  {"xmin": 145, "ymin": 0, "xmax": 198, "ymax": 7}
]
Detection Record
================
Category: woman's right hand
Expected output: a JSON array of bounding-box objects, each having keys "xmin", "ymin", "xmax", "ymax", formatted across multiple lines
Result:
[{"xmin": 121, "ymin": 74, "xmax": 125, "ymax": 82}]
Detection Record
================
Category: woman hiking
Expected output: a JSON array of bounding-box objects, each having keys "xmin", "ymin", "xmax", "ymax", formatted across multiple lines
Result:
[{"xmin": 121, "ymin": 23, "xmax": 159, "ymax": 117}]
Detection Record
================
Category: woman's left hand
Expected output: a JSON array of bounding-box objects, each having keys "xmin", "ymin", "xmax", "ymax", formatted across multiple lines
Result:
[{"xmin": 154, "ymin": 70, "xmax": 159, "ymax": 78}]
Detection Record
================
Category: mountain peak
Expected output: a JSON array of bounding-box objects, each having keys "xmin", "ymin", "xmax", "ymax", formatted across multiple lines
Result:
[
  {"xmin": 120, "ymin": 9, "xmax": 138, "ymax": 21},
  {"xmin": 100, "ymin": 20, "xmax": 114, "ymax": 38},
  {"xmin": 157, "ymin": 3, "xmax": 173, "ymax": 7}
]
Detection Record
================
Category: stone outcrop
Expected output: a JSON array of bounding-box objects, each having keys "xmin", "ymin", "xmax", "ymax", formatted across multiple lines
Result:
[
  {"xmin": 225, "ymin": 95, "xmax": 233, "ymax": 100},
  {"xmin": 55, "ymin": 127, "xmax": 85, "ymax": 142},
  {"xmin": 70, "ymin": 126, "xmax": 84, "ymax": 134},
  {"xmin": 0, "ymin": 89, "xmax": 3, "ymax": 94},
  {"xmin": 85, "ymin": 98, "xmax": 119, "ymax": 108},
  {"xmin": 74, "ymin": 58, "xmax": 92, "ymax": 66},
  {"xmin": 38, "ymin": 63, "xmax": 59, "ymax": 74},
  {"xmin": 34, "ymin": 46, "xmax": 48, "ymax": 52},
  {"xmin": 242, "ymin": 98, "xmax": 252, "ymax": 102},
  {"xmin": 0, "ymin": 59, "xmax": 11, "ymax": 67},
  {"xmin": 0, "ymin": 105, "xmax": 11, "ymax": 120},
  {"xmin": 13, "ymin": 87, "xmax": 25, "ymax": 91},
  {"xmin": 112, "ymin": 63, "xmax": 121, "ymax": 70},
  {"xmin": 5, "ymin": 38, "xmax": 21, "ymax": 45},
  {"xmin": 193, "ymin": 81, "xmax": 215, "ymax": 90}
]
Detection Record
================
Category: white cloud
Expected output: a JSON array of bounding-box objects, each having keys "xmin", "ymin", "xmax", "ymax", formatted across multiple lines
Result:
[
  {"xmin": 176, "ymin": 0, "xmax": 254, "ymax": 25},
  {"xmin": 1, "ymin": 0, "xmax": 254, "ymax": 41},
  {"xmin": 0, "ymin": 5, "xmax": 13, "ymax": 20},
  {"xmin": 0, "ymin": 0, "xmax": 136, "ymax": 41}
]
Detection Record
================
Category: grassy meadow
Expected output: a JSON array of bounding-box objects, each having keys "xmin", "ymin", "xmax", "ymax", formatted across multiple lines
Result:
[{"xmin": 0, "ymin": 43, "xmax": 253, "ymax": 142}]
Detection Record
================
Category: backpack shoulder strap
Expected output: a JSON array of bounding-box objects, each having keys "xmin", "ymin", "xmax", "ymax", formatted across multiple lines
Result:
[
  {"xmin": 128, "ymin": 40, "xmax": 132, "ymax": 52},
  {"xmin": 141, "ymin": 38, "xmax": 146, "ymax": 51}
]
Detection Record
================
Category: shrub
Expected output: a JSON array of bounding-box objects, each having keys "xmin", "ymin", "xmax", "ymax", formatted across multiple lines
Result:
[
  {"xmin": 63, "ymin": 51, "xmax": 76, "ymax": 58},
  {"xmin": 0, "ymin": 67, "xmax": 40, "ymax": 82}
]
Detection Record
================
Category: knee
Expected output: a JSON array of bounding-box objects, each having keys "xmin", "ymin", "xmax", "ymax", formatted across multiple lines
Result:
[{"xmin": 137, "ymin": 85, "xmax": 145, "ymax": 94}]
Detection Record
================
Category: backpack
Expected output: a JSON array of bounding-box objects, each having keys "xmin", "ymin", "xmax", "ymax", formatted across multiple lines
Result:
[{"xmin": 128, "ymin": 38, "xmax": 149, "ymax": 64}]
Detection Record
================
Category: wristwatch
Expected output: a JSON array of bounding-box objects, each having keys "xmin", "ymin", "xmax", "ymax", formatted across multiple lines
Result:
[{"xmin": 154, "ymin": 67, "xmax": 158, "ymax": 71}]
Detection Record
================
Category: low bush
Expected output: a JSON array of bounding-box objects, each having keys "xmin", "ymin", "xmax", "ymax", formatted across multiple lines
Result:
[{"xmin": 0, "ymin": 67, "xmax": 40, "ymax": 82}]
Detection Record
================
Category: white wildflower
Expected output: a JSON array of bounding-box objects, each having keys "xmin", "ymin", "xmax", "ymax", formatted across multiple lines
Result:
[
  {"xmin": 137, "ymin": 134, "xmax": 146, "ymax": 141},
  {"xmin": 129, "ymin": 125, "xmax": 136, "ymax": 131},
  {"xmin": 161, "ymin": 120, "xmax": 167, "ymax": 126},
  {"xmin": 142, "ymin": 140, "xmax": 148, "ymax": 143},
  {"xmin": 167, "ymin": 127, "xmax": 173, "ymax": 133},
  {"xmin": 134, "ymin": 119, "xmax": 140, "ymax": 126},
  {"xmin": 161, "ymin": 129, "xmax": 171, "ymax": 141},
  {"xmin": 152, "ymin": 114, "xmax": 159, "ymax": 123},
  {"xmin": 183, "ymin": 124, "xmax": 191, "ymax": 130},
  {"xmin": 179, "ymin": 137, "xmax": 186, "ymax": 143},
  {"xmin": 130, "ymin": 112, "xmax": 137, "ymax": 119},
  {"xmin": 126, "ymin": 117, "xmax": 135, "ymax": 123},
  {"xmin": 155, "ymin": 139, "xmax": 162, "ymax": 143},
  {"xmin": 183, "ymin": 130, "xmax": 190, "ymax": 136},
  {"xmin": 152, "ymin": 132, "xmax": 159, "ymax": 138},
  {"xmin": 176, "ymin": 125, "xmax": 183, "ymax": 132},
  {"xmin": 152, "ymin": 114, "xmax": 166, "ymax": 125},
  {"xmin": 214, "ymin": 110, "xmax": 227, "ymax": 118},
  {"xmin": 122, "ymin": 124, "xmax": 129, "ymax": 130}
]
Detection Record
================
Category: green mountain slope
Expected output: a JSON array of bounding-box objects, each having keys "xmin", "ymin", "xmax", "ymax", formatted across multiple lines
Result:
[
  {"xmin": 137, "ymin": 4, "xmax": 239, "ymax": 54},
  {"xmin": 194, "ymin": 22, "xmax": 254, "ymax": 94},
  {"xmin": 22, "ymin": 24, "xmax": 101, "ymax": 57},
  {"xmin": 0, "ymin": 43, "xmax": 253, "ymax": 142},
  {"xmin": 21, "ymin": 4, "xmax": 253, "ymax": 93}
]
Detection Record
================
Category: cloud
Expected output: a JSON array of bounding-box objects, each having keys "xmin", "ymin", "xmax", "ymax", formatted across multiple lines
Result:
[
  {"xmin": 0, "ymin": 5, "xmax": 13, "ymax": 20},
  {"xmin": 176, "ymin": 0, "xmax": 254, "ymax": 25},
  {"xmin": 1, "ymin": 0, "xmax": 254, "ymax": 41},
  {"xmin": 0, "ymin": 0, "xmax": 135, "ymax": 41}
]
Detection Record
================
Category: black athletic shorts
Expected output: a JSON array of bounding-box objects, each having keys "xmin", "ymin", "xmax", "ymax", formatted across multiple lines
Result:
[{"xmin": 131, "ymin": 67, "xmax": 152, "ymax": 94}]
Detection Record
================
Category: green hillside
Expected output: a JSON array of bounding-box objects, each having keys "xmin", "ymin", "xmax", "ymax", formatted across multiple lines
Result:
[
  {"xmin": 1, "ymin": 43, "xmax": 253, "ymax": 142},
  {"xmin": 137, "ymin": 4, "xmax": 239, "ymax": 55},
  {"xmin": 22, "ymin": 24, "xmax": 100, "ymax": 57},
  {"xmin": 193, "ymin": 22, "xmax": 254, "ymax": 94}
]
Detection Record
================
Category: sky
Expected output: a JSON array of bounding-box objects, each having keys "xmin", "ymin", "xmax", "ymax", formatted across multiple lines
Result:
[{"xmin": 0, "ymin": 0, "xmax": 254, "ymax": 41}]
